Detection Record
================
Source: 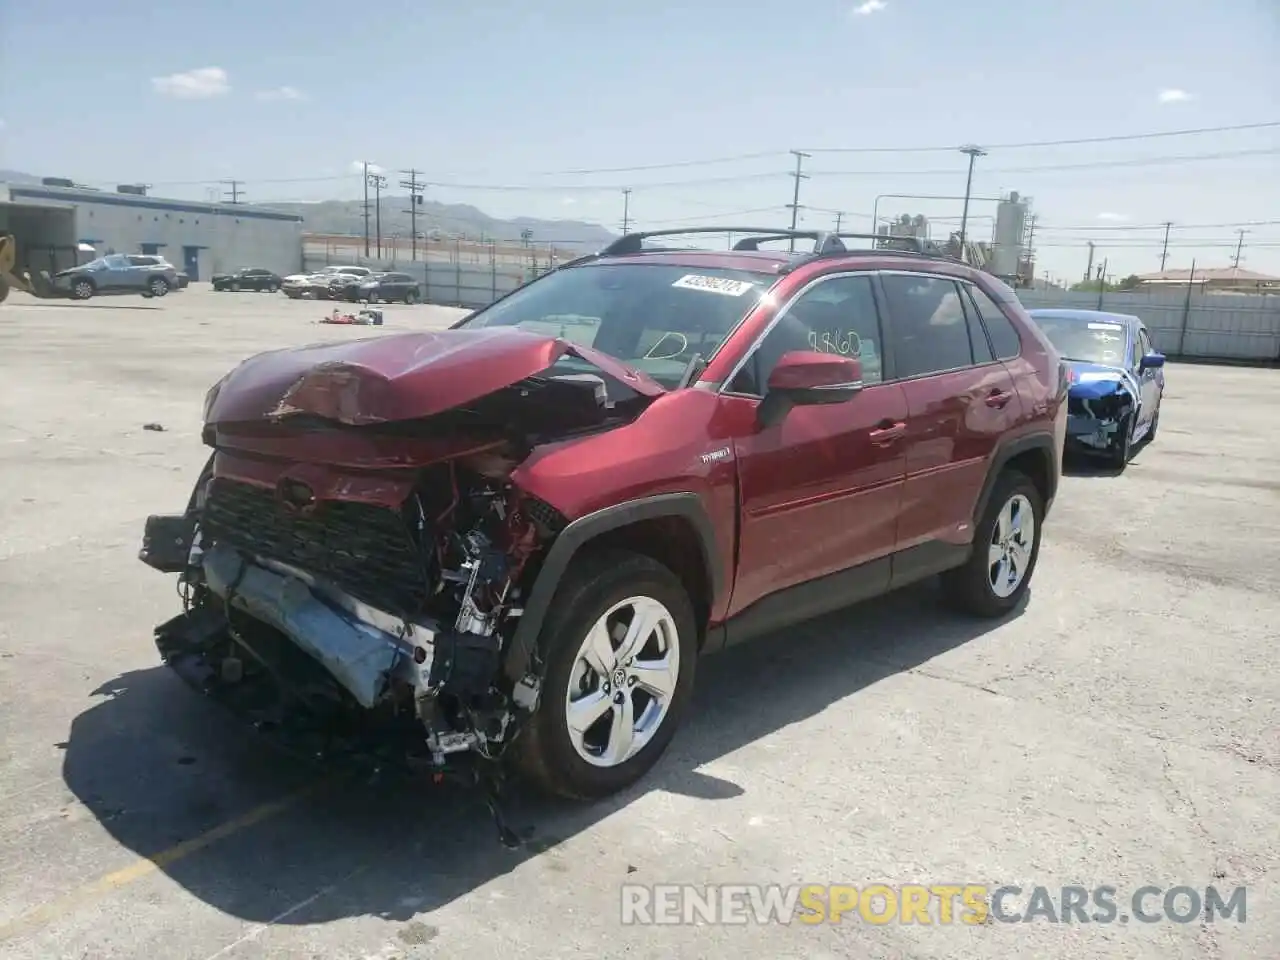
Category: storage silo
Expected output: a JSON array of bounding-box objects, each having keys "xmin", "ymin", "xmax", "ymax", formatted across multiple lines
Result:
[{"xmin": 991, "ymin": 192, "xmax": 1028, "ymax": 278}]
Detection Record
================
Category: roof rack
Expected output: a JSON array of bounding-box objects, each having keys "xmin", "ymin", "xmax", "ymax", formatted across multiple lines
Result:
[
  {"xmin": 590, "ymin": 226, "xmax": 966, "ymax": 272},
  {"xmin": 601, "ymin": 227, "xmax": 930, "ymax": 257}
]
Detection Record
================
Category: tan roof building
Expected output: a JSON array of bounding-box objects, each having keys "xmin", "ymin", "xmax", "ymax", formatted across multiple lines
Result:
[{"xmin": 1135, "ymin": 266, "xmax": 1280, "ymax": 291}]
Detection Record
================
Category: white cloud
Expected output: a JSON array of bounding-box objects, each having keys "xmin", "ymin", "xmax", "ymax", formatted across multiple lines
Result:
[
  {"xmin": 1157, "ymin": 88, "xmax": 1192, "ymax": 104},
  {"xmin": 852, "ymin": 0, "xmax": 886, "ymax": 14},
  {"xmin": 151, "ymin": 67, "xmax": 230, "ymax": 99},
  {"xmin": 255, "ymin": 86, "xmax": 305, "ymax": 102},
  {"xmin": 351, "ymin": 160, "xmax": 385, "ymax": 175},
  {"xmin": 561, "ymin": 197, "xmax": 577, "ymax": 206},
  {"xmin": 1097, "ymin": 212, "xmax": 1128, "ymax": 222}
]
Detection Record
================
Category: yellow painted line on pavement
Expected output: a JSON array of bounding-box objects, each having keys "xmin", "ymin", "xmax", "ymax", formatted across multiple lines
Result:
[{"xmin": 0, "ymin": 779, "xmax": 327, "ymax": 945}]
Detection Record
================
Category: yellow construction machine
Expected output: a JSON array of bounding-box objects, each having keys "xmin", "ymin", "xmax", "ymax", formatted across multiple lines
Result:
[{"xmin": 0, "ymin": 234, "xmax": 59, "ymax": 304}]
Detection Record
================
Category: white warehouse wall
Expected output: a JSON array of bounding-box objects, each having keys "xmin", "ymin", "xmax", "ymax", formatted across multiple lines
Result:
[{"xmin": 7, "ymin": 186, "xmax": 304, "ymax": 281}]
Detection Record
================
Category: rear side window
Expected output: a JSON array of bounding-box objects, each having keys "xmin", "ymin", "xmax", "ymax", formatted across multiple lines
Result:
[
  {"xmin": 965, "ymin": 283, "xmax": 1022, "ymax": 360},
  {"xmin": 879, "ymin": 275, "xmax": 974, "ymax": 378}
]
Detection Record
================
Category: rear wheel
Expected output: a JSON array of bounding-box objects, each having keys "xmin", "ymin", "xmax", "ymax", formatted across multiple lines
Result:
[
  {"xmin": 267, "ymin": 282, "xmax": 279, "ymax": 293},
  {"xmin": 230, "ymin": 281, "xmax": 240, "ymax": 292},
  {"xmin": 941, "ymin": 470, "xmax": 1043, "ymax": 618},
  {"xmin": 404, "ymin": 288, "xmax": 419, "ymax": 304},
  {"xmin": 516, "ymin": 549, "xmax": 697, "ymax": 800},
  {"xmin": 0, "ymin": 275, "xmax": 9, "ymax": 304}
]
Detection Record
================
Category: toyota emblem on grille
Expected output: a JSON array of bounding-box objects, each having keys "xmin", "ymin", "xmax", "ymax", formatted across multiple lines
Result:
[{"xmin": 276, "ymin": 478, "xmax": 316, "ymax": 512}]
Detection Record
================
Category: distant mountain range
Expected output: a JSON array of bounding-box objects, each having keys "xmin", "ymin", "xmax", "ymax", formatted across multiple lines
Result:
[{"xmin": 1, "ymin": 168, "xmax": 619, "ymax": 253}]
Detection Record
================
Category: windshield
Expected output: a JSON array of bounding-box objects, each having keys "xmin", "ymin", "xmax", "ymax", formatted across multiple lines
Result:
[
  {"xmin": 1033, "ymin": 314, "xmax": 1129, "ymax": 366},
  {"xmin": 457, "ymin": 262, "xmax": 776, "ymax": 388}
]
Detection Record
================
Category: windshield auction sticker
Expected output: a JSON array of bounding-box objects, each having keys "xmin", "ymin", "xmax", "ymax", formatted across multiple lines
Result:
[{"xmin": 672, "ymin": 275, "xmax": 757, "ymax": 296}]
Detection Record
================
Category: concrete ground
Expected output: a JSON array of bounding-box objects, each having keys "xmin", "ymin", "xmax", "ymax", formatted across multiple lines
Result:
[{"xmin": 0, "ymin": 287, "xmax": 1276, "ymax": 960}]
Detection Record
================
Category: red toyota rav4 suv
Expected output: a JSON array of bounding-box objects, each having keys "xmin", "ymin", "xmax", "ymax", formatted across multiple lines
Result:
[{"xmin": 140, "ymin": 228, "xmax": 1067, "ymax": 802}]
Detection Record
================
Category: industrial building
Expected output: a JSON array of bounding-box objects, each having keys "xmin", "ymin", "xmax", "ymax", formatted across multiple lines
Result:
[{"xmin": 0, "ymin": 179, "xmax": 303, "ymax": 281}]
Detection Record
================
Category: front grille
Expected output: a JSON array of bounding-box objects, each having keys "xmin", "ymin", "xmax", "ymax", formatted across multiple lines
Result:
[{"xmin": 202, "ymin": 478, "xmax": 429, "ymax": 614}]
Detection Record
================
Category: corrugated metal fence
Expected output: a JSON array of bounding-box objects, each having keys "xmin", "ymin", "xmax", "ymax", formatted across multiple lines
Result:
[
  {"xmin": 302, "ymin": 233, "xmax": 1280, "ymax": 364},
  {"xmin": 1016, "ymin": 288, "xmax": 1280, "ymax": 363}
]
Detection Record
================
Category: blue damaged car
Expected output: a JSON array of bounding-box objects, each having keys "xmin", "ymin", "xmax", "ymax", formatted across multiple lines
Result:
[{"xmin": 1027, "ymin": 309, "xmax": 1166, "ymax": 468}]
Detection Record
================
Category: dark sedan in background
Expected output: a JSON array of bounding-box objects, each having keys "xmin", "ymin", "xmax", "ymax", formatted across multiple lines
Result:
[
  {"xmin": 340, "ymin": 271, "xmax": 422, "ymax": 303},
  {"xmin": 212, "ymin": 268, "xmax": 282, "ymax": 293}
]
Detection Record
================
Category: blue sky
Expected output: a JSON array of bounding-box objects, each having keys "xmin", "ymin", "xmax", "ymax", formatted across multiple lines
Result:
[{"xmin": 2, "ymin": 0, "xmax": 1277, "ymax": 281}]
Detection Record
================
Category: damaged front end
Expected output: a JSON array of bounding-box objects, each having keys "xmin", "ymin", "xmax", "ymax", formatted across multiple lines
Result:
[
  {"xmin": 139, "ymin": 328, "xmax": 661, "ymax": 783},
  {"xmin": 1064, "ymin": 366, "xmax": 1137, "ymax": 455}
]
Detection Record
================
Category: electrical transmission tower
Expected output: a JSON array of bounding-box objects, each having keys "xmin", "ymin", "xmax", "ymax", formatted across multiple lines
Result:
[{"xmin": 400, "ymin": 169, "xmax": 425, "ymax": 260}]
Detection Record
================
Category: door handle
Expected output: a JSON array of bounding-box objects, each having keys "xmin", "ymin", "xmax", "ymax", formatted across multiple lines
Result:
[
  {"xmin": 985, "ymin": 389, "xmax": 1013, "ymax": 408},
  {"xmin": 869, "ymin": 420, "xmax": 906, "ymax": 444}
]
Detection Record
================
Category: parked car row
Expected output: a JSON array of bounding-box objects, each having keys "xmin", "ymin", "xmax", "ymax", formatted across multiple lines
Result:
[{"xmin": 273, "ymin": 265, "xmax": 423, "ymax": 303}]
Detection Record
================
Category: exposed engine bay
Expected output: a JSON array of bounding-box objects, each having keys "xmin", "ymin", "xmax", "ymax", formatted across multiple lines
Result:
[{"xmin": 140, "ymin": 365, "xmax": 650, "ymax": 803}]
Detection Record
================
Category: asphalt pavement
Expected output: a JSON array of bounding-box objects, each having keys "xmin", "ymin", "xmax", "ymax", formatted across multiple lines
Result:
[{"xmin": 0, "ymin": 286, "xmax": 1276, "ymax": 959}]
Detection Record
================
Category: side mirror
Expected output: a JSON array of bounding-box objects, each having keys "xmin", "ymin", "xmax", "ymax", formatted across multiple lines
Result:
[
  {"xmin": 1139, "ymin": 352, "xmax": 1166, "ymax": 371},
  {"xmin": 758, "ymin": 350, "xmax": 863, "ymax": 428}
]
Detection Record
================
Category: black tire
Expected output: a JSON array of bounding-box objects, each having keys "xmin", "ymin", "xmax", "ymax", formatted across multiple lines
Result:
[
  {"xmin": 149, "ymin": 276, "xmax": 170, "ymax": 298},
  {"xmin": 1145, "ymin": 410, "xmax": 1159, "ymax": 444},
  {"xmin": 0, "ymin": 275, "xmax": 9, "ymax": 304},
  {"xmin": 940, "ymin": 470, "xmax": 1044, "ymax": 618},
  {"xmin": 515, "ymin": 549, "xmax": 698, "ymax": 800},
  {"xmin": 230, "ymin": 281, "xmax": 240, "ymax": 292},
  {"xmin": 1106, "ymin": 413, "xmax": 1133, "ymax": 469},
  {"xmin": 267, "ymin": 283, "xmax": 279, "ymax": 293},
  {"xmin": 404, "ymin": 288, "xmax": 419, "ymax": 304},
  {"xmin": 70, "ymin": 278, "xmax": 95, "ymax": 300}
]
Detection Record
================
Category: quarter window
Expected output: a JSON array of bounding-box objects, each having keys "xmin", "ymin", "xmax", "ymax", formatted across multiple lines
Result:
[
  {"xmin": 965, "ymin": 283, "xmax": 1023, "ymax": 360},
  {"xmin": 730, "ymin": 274, "xmax": 883, "ymax": 394},
  {"xmin": 879, "ymin": 275, "xmax": 975, "ymax": 378}
]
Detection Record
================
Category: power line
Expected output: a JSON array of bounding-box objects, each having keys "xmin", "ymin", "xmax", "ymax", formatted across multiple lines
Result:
[
  {"xmin": 814, "ymin": 147, "xmax": 1280, "ymax": 179},
  {"xmin": 1035, "ymin": 218, "xmax": 1280, "ymax": 231},
  {"xmin": 802, "ymin": 119, "xmax": 1280, "ymax": 154}
]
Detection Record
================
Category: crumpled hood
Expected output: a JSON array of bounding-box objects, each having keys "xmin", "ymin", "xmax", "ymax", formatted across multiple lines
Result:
[
  {"xmin": 204, "ymin": 327, "xmax": 666, "ymax": 426},
  {"xmin": 1066, "ymin": 360, "xmax": 1138, "ymax": 400}
]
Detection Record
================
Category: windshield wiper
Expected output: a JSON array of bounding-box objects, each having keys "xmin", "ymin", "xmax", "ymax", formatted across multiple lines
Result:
[{"xmin": 676, "ymin": 353, "xmax": 706, "ymax": 389}]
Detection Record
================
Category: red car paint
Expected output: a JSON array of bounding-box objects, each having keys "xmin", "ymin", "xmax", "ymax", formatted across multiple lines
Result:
[
  {"xmin": 203, "ymin": 247, "xmax": 1065, "ymax": 635},
  {"xmin": 205, "ymin": 326, "xmax": 664, "ymax": 426}
]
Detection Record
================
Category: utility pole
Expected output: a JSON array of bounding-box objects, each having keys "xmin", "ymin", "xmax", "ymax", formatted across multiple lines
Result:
[
  {"xmin": 1084, "ymin": 241, "xmax": 1096, "ymax": 283},
  {"xmin": 221, "ymin": 180, "xmax": 244, "ymax": 204},
  {"xmin": 362, "ymin": 162, "xmax": 371, "ymax": 257},
  {"xmin": 368, "ymin": 173, "xmax": 388, "ymax": 259},
  {"xmin": 786, "ymin": 150, "xmax": 810, "ymax": 251},
  {"xmin": 400, "ymin": 169, "xmax": 425, "ymax": 261},
  {"xmin": 833, "ymin": 211, "xmax": 844, "ymax": 231},
  {"xmin": 1159, "ymin": 221, "xmax": 1173, "ymax": 271},
  {"xmin": 621, "ymin": 188, "xmax": 632, "ymax": 235},
  {"xmin": 1232, "ymin": 228, "xmax": 1248, "ymax": 268},
  {"xmin": 956, "ymin": 145, "xmax": 987, "ymax": 260},
  {"xmin": 1024, "ymin": 214, "xmax": 1037, "ymax": 278}
]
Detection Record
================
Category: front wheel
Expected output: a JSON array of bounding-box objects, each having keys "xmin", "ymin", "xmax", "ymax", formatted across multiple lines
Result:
[
  {"xmin": 941, "ymin": 470, "xmax": 1044, "ymax": 618},
  {"xmin": 149, "ymin": 277, "xmax": 170, "ymax": 298},
  {"xmin": 515, "ymin": 549, "xmax": 698, "ymax": 800},
  {"xmin": 1107, "ymin": 413, "xmax": 1134, "ymax": 468},
  {"xmin": 71, "ymin": 279, "xmax": 95, "ymax": 300}
]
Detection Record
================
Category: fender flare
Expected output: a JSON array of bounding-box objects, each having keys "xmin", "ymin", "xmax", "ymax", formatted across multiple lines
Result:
[
  {"xmin": 973, "ymin": 432, "xmax": 1058, "ymax": 525},
  {"xmin": 503, "ymin": 492, "xmax": 723, "ymax": 684}
]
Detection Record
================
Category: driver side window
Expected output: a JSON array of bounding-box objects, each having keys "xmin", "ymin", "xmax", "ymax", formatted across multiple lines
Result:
[{"xmin": 729, "ymin": 274, "xmax": 882, "ymax": 396}]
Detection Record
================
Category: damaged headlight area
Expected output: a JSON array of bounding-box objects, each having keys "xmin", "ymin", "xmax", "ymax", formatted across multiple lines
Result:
[
  {"xmin": 140, "ymin": 455, "xmax": 564, "ymax": 780},
  {"xmin": 1066, "ymin": 385, "xmax": 1135, "ymax": 451}
]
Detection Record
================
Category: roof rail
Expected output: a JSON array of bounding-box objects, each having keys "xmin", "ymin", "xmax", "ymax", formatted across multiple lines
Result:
[{"xmin": 593, "ymin": 226, "xmax": 972, "ymax": 271}]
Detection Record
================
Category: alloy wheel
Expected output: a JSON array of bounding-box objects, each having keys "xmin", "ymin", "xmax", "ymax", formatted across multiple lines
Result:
[
  {"xmin": 988, "ymin": 493, "xmax": 1035, "ymax": 599},
  {"xmin": 564, "ymin": 596, "xmax": 681, "ymax": 768}
]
